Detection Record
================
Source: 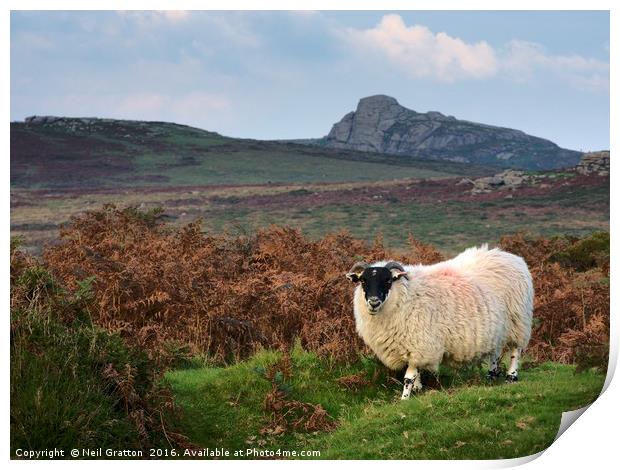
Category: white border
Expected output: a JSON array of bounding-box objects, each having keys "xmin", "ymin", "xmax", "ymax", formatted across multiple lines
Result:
[{"xmin": 4, "ymin": 1, "xmax": 616, "ymax": 468}]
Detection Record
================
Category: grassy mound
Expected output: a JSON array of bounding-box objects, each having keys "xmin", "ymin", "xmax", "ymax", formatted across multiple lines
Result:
[{"xmin": 166, "ymin": 348, "xmax": 604, "ymax": 460}]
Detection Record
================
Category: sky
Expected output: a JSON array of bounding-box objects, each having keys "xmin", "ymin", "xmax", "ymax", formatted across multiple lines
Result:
[{"xmin": 10, "ymin": 10, "xmax": 610, "ymax": 151}]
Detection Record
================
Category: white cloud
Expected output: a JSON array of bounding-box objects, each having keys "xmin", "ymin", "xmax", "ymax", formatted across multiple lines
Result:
[
  {"xmin": 342, "ymin": 14, "xmax": 498, "ymax": 82},
  {"xmin": 500, "ymin": 40, "xmax": 609, "ymax": 91},
  {"xmin": 206, "ymin": 14, "xmax": 261, "ymax": 49},
  {"xmin": 12, "ymin": 31, "xmax": 55, "ymax": 51},
  {"xmin": 341, "ymin": 14, "xmax": 609, "ymax": 91},
  {"xmin": 116, "ymin": 10, "xmax": 189, "ymax": 27},
  {"xmin": 289, "ymin": 11, "xmax": 319, "ymax": 18},
  {"xmin": 161, "ymin": 11, "xmax": 189, "ymax": 23},
  {"xmin": 170, "ymin": 92, "xmax": 231, "ymax": 115},
  {"xmin": 117, "ymin": 93, "xmax": 168, "ymax": 115},
  {"xmin": 117, "ymin": 91, "xmax": 230, "ymax": 118},
  {"xmin": 17, "ymin": 90, "xmax": 233, "ymax": 131},
  {"xmin": 115, "ymin": 10, "xmax": 260, "ymax": 49}
]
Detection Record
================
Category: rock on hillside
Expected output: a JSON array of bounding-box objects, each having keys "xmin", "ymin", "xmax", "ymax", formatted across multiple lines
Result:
[
  {"xmin": 464, "ymin": 151, "xmax": 610, "ymax": 194},
  {"xmin": 324, "ymin": 95, "xmax": 582, "ymax": 171},
  {"xmin": 22, "ymin": 115, "xmax": 219, "ymax": 137},
  {"xmin": 466, "ymin": 170, "xmax": 529, "ymax": 194},
  {"xmin": 575, "ymin": 151, "xmax": 609, "ymax": 176}
]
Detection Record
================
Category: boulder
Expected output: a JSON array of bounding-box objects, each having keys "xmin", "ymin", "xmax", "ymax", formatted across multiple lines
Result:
[{"xmin": 471, "ymin": 170, "xmax": 527, "ymax": 194}]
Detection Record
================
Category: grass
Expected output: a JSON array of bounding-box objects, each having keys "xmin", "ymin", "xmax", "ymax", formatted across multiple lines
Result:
[
  {"xmin": 166, "ymin": 347, "xmax": 605, "ymax": 460},
  {"xmin": 166, "ymin": 349, "xmax": 391, "ymax": 453},
  {"xmin": 11, "ymin": 182, "xmax": 609, "ymax": 256},
  {"xmin": 130, "ymin": 148, "xmax": 459, "ymax": 187},
  {"xmin": 186, "ymin": 199, "xmax": 608, "ymax": 256},
  {"xmin": 314, "ymin": 363, "xmax": 602, "ymax": 459}
]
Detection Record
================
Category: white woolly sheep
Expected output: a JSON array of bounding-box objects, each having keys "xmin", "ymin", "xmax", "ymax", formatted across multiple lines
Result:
[{"xmin": 346, "ymin": 245, "xmax": 533, "ymax": 399}]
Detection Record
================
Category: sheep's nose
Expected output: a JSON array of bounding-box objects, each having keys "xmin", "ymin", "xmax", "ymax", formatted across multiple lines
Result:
[{"xmin": 368, "ymin": 297, "xmax": 382, "ymax": 308}]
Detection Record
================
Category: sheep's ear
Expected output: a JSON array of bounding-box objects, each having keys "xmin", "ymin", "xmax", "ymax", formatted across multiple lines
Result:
[
  {"xmin": 392, "ymin": 271, "xmax": 408, "ymax": 281},
  {"xmin": 346, "ymin": 261, "xmax": 368, "ymax": 283}
]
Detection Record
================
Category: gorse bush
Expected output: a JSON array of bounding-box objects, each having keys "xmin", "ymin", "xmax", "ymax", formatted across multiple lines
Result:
[
  {"xmin": 10, "ymin": 240, "xmax": 185, "ymax": 455},
  {"xmin": 42, "ymin": 205, "xmax": 608, "ymax": 370},
  {"xmin": 548, "ymin": 231, "xmax": 610, "ymax": 272}
]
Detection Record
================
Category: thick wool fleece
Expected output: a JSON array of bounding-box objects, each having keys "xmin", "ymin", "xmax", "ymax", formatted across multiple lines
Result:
[{"xmin": 352, "ymin": 245, "xmax": 533, "ymax": 371}]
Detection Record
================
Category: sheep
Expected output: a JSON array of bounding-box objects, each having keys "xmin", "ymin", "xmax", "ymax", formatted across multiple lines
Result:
[{"xmin": 345, "ymin": 245, "xmax": 533, "ymax": 399}]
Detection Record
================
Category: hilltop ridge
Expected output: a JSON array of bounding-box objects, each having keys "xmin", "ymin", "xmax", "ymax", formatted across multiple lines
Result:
[{"xmin": 11, "ymin": 116, "xmax": 491, "ymax": 190}]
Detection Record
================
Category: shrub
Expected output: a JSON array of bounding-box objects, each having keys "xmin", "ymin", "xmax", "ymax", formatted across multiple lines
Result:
[
  {"xmin": 548, "ymin": 231, "xmax": 610, "ymax": 272},
  {"xmin": 10, "ymin": 243, "xmax": 185, "ymax": 455}
]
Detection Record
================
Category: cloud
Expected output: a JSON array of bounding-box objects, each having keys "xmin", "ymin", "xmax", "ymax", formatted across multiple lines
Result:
[
  {"xmin": 15, "ymin": 88, "xmax": 232, "ymax": 132},
  {"xmin": 289, "ymin": 11, "xmax": 319, "ymax": 18},
  {"xmin": 116, "ymin": 10, "xmax": 189, "ymax": 27},
  {"xmin": 205, "ymin": 14, "xmax": 261, "ymax": 48},
  {"xmin": 116, "ymin": 93, "xmax": 168, "ymax": 115},
  {"xmin": 341, "ymin": 14, "xmax": 609, "ymax": 91},
  {"xmin": 117, "ymin": 91, "xmax": 231, "ymax": 118},
  {"xmin": 500, "ymin": 40, "xmax": 610, "ymax": 91},
  {"xmin": 342, "ymin": 14, "xmax": 498, "ymax": 81},
  {"xmin": 162, "ymin": 11, "xmax": 189, "ymax": 23},
  {"xmin": 11, "ymin": 31, "xmax": 55, "ymax": 51},
  {"xmin": 114, "ymin": 11, "xmax": 260, "ymax": 49}
]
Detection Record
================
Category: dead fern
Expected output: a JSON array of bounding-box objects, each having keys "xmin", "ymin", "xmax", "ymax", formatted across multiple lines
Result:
[{"xmin": 42, "ymin": 206, "xmax": 609, "ymax": 370}]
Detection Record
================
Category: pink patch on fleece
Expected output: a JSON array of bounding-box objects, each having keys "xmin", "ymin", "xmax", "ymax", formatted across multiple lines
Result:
[
  {"xmin": 432, "ymin": 267, "xmax": 472, "ymax": 292},
  {"xmin": 436, "ymin": 267, "xmax": 457, "ymax": 277}
]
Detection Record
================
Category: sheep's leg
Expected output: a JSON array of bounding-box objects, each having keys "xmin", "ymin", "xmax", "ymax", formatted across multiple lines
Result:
[
  {"xmin": 506, "ymin": 348, "xmax": 521, "ymax": 383},
  {"xmin": 486, "ymin": 351, "xmax": 502, "ymax": 381},
  {"xmin": 401, "ymin": 365, "xmax": 422, "ymax": 400}
]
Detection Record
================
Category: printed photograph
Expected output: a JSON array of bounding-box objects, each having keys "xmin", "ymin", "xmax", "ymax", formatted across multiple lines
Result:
[{"xmin": 9, "ymin": 9, "xmax": 610, "ymax": 460}]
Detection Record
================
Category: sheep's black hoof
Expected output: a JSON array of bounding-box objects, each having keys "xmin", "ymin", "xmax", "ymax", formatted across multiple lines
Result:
[
  {"xmin": 505, "ymin": 373, "xmax": 519, "ymax": 383},
  {"xmin": 486, "ymin": 369, "xmax": 501, "ymax": 382}
]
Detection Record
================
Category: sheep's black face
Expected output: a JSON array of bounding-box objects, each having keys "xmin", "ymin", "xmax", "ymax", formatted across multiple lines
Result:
[
  {"xmin": 359, "ymin": 267, "xmax": 393, "ymax": 313},
  {"xmin": 347, "ymin": 265, "xmax": 407, "ymax": 314}
]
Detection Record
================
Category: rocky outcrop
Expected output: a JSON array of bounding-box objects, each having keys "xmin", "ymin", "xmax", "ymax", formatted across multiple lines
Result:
[
  {"xmin": 465, "ymin": 151, "xmax": 611, "ymax": 195},
  {"xmin": 468, "ymin": 170, "xmax": 530, "ymax": 194},
  {"xmin": 323, "ymin": 95, "xmax": 582, "ymax": 171},
  {"xmin": 575, "ymin": 151, "xmax": 609, "ymax": 176},
  {"xmin": 21, "ymin": 116, "xmax": 177, "ymax": 140},
  {"xmin": 24, "ymin": 115, "xmax": 62, "ymax": 125},
  {"xmin": 23, "ymin": 116, "xmax": 120, "ymax": 135},
  {"xmin": 25, "ymin": 115, "xmax": 104, "ymax": 125}
]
